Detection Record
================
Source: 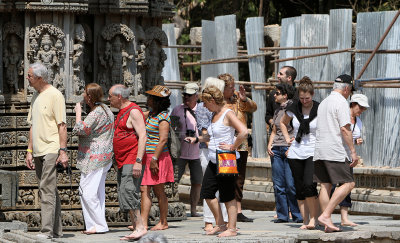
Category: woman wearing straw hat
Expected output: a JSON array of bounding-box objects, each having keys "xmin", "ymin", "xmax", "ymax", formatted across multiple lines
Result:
[{"xmin": 140, "ymin": 85, "xmax": 175, "ymax": 231}]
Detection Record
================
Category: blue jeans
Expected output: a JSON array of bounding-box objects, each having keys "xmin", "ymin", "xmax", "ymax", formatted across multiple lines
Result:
[{"xmin": 271, "ymin": 146, "xmax": 302, "ymax": 221}]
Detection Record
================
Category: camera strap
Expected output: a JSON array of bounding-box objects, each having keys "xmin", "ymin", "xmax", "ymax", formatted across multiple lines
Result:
[{"xmin": 184, "ymin": 107, "xmax": 196, "ymax": 133}]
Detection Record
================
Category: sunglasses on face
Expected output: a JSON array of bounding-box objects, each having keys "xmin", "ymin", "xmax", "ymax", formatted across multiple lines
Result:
[{"xmin": 275, "ymin": 91, "xmax": 282, "ymax": 96}]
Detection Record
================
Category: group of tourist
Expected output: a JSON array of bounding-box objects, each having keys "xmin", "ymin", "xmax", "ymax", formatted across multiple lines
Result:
[
  {"xmin": 25, "ymin": 61, "xmax": 368, "ymax": 240},
  {"xmin": 25, "ymin": 62, "xmax": 257, "ymax": 239},
  {"xmin": 266, "ymin": 66, "xmax": 369, "ymax": 232}
]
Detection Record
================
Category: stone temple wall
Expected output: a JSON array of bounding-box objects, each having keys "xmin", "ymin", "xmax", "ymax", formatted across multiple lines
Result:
[{"xmin": 0, "ymin": 0, "xmax": 186, "ymax": 230}]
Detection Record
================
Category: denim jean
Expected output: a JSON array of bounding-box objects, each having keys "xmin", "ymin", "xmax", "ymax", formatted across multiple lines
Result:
[{"xmin": 271, "ymin": 146, "xmax": 302, "ymax": 222}]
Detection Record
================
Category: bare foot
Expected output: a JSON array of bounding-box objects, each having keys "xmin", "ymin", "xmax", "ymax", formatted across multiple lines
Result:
[
  {"xmin": 306, "ymin": 224, "xmax": 316, "ymax": 230},
  {"xmin": 324, "ymin": 225, "xmax": 342, "ymax": 233},
  {"xmin": 204, "ymin": 223, "xmax": 214, "ymax": 231},
  {"xmin": 300, "ymin": 225, "xmax": 308, "ymax": 230},
  {"xmin": 217, "ymin": 228, "xmax": 237, "ymax": 237},
  {"xmin": 127, "ymin": 225, "xmax": 134, "ymax": 231},
  {"xmin": 273, "ymin": 214, "xmax": 278, "ymax": 219},
  {"xmin": 306, "ymin": 218, "xmax": 317, "ymax": 229},
  {"xmin": 206, "ymin": 225, "xmax": 227, "ymax": 235},
  {"xmin": 150, "ymin": 222, "xmax": 169, "ymax": 231},
  {"xmin": 120, "ymin": 229, "xmax": 147, "ymax": 241},
  {"xmin": 341, "ymin": 220, "xmax": 358, "ymax": 227},
  {"xmin": 318, "ymin": 215, "xmax": 340, "ymax": 233}
]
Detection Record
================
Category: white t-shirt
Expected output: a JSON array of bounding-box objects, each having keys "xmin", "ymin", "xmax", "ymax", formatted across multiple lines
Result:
[
  {"xmin": 286, "ymin": 111, "xmax": 317, "ymax": 160},
  {"xmin": 314, "ymin": 91, "xmax": 351, "ymax": 162},
  {"xmin": 351, "ymin": 117, "xmax": 362, "ymax": 142}
]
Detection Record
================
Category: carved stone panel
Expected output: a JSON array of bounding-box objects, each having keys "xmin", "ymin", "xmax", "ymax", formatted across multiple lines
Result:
[
  {"xmin": 16, "ymin": 131, "xmax": 29, "ymax": 146},
  {"xmin": 0, "ymin": 150, "xmax": 16, "ymax": 167},
  {"xmin": 140, "ymin": 26, "xmax": 168, "ymax": 93},
  {"xmin": 2, "ymin": 22, "xmax": 24, "ymax": 94},
  {"xmin": 97, "ymin": 23, "xmax": 135, "ymax": 93},
  {"xmin": 17, "ymin": 150, "xmax": 27, "ymax": 167},
  {"xmin": 73, "ymin": 24, "xmax": 93, "ymax": 96},
  {"xmin": 67, "ymin": 131, "xmax": 79, "ymax": 146},
  {"xmin": 17, "ymin": 188, "xmax": 38, "ymax": 209},
  {"xmin": 28, "ymin": 24, "xmax": 66, "ymax": 94},
  {"xmin": 16, "ymin": 117, "xmax": 30, "ymax": 128},
  {"xmin": 0, "ymin": 116, "xmax": 16, "ymax": 129},
  {"xmin": 0, "ymin": 131, "xmax": 16, "ymax": 147}
]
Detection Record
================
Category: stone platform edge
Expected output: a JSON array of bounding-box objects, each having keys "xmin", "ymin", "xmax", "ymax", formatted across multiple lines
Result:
[{"xmin": 178, "ymin": 158, "xmax": 400, "ymax": 216}]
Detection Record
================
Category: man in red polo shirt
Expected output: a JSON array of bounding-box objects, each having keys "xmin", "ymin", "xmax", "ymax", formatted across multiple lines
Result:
[{"xmin": 109, "ymin": 84, "xmax": 147, "ymax": 240}]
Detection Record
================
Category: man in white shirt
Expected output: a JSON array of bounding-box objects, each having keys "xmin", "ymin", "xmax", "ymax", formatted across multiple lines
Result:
[{"xmin": 313, "ymin": 74, "xmax": 359, "ymax": 233}]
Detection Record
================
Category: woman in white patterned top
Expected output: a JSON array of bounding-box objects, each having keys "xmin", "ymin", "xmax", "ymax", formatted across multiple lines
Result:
[{"xmin": 74, "ymin": 83, "xmax": 114, "ymax": 234}]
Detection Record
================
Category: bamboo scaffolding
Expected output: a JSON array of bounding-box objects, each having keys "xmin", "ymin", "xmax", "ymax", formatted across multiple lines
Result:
[
  {"xmin": 163, "ymin": 45, "xmax": 244, "ymax": 49},
  {"xmin": 270, "ymin": 48, "xmax": 353, "ymax": 63},
  {"xmin": 182, "ymin": 52, "xmax": 274, "ymax": 66},
  {"xmin": 182, "ymin": 59, "xmax": 249, "ymax": 66},
  {"xmin": 260, "ymin": 46, "xmax": 328, "ymax": 51},
  {"xmin": 356, "ymin": 9, "xmax": 400, "ymax": 80}
]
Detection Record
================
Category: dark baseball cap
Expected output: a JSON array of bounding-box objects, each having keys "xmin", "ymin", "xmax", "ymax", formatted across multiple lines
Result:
[{"xmin": 335, "ymin": 74, "xmax": 355, "ymax": 91}]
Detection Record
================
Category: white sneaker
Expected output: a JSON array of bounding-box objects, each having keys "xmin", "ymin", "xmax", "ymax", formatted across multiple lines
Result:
[{"xmin": 36, "ymin": 233, "xmax": 52, "ymax": 239}]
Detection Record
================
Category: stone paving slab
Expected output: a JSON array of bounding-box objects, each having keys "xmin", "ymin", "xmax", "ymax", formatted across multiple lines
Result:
[{"xmin": 21, "ymin": 211, "xmax": 400, "ymax": 243}]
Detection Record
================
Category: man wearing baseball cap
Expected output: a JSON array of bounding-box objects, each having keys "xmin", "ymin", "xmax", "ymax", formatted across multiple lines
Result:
[
  {"xmin": 313, "ymin": 74, "xmax": 358, "ymax": 232},
  {"xmin": 171, "ymin": 82, "xmax": 203, "ymax": 217}
]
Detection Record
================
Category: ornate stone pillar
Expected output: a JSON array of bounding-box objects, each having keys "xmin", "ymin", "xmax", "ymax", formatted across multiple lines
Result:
[{"xmin": 0, "ymin": 0, "xmax": 185, "ymax": 230}]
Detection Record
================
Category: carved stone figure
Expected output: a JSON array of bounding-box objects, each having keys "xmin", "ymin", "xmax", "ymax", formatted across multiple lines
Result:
[
  {"xmin": 134, "ymin": 25, "xmax": 146, "ymax": 94},
  {"xmin": 36, "ymin": 34, "xmax": 58, "ymax": 80},
  {"xmin": 2, "ymin": 21, "xmax": 24, "ymax": 94},
  {"xmin": 98, "ymin": 23, "xmax": 135, "ymax": 93},
  {"xmin": 142, "ymin": 27, "xmax": 168, "ymax": 92},
  {"xmin": 3, "ymin": 35, "xmax": 23, "ymax": 94},
  {"xmin": 73, "ymin": 24, "xmax": 92, "ymax": 95},
  {"xmin": 28, "ymin": 24, "xmax": 65, "ymax": 94}
]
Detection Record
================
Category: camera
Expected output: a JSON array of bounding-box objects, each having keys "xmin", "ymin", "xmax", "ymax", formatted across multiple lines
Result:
[
  {"xmin": 186, "ymin": 129, "xmax": 196, "ymax": 137},
  {"xmin": 56, "ymin": 162, "xmax": 72, "ymax": 175}
]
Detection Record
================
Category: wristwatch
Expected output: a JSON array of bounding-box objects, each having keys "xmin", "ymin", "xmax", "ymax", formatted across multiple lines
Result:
[
  {"xmin": 136, "ymin": 158, "xmax": 142, "ymax": 164},
  {"xmin": 59, "ymin": 147, "xmax": 68, "ymax": 152}
]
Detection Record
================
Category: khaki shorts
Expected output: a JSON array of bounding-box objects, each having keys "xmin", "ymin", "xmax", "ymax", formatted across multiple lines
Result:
[
  {"xmin": 117, "ymin": 164, "xmax": 145, "ymax": 212},
  {"xmin": 314, "ymin": 159, "xmax": 354, "ymax": 185}
]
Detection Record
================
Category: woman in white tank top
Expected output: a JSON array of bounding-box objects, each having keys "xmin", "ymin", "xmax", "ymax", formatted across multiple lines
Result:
[{"xmin": 185, "ymin": 86, "xmax": 248, "ymax": 238}]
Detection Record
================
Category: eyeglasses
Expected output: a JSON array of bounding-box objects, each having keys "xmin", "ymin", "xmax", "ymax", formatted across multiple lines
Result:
[{"xmin": 274, "ymin": 91, "xmax": 282, "ymax": 96}]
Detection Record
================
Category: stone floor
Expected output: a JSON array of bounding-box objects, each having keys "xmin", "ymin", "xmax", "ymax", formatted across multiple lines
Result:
[{"xmin": 18, "ymin": 210, "xmax": 400, "ymax": 243}]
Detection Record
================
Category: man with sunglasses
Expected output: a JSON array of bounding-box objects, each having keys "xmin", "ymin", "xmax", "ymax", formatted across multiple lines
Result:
[
  {"xmin": 313, "ymin": 74, "xmax": 359, "ymax": 233},
  {"xmin": 171, "ymin": 82, "xmax": 202, "ymax": 217}
]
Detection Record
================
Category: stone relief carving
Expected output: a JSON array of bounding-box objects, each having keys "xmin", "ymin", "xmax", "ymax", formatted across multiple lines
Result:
[
  {"xmin": 16, "ymin": 131, "xmax": 29, "ymax": 146},
  {"xmin": 0, "ymin": 116, "xmax": 15, "ymax": 128},
  {"xmin": 134, "ymin": 25, "xmax": 146, "ymax": 94},
  {"xmin": 141, "ymin": 26, "xmax": 168, "ymax": 92},
  {"xmin": 0, "ymin": 150, "xmax": 15, "ymax": 167},
  {"xmin": 28, "ymin": 24, "xmax": 65, "ymax": 94},
  {"xmin": 17, "ymin": 188, "xmax": 35, "ymax": 207},
  {"xmin": 73, "ymin": 24, "xmax": 93, "ymax": 95},
  {"xmin": 0, "ymin": 132, "xmax": 15, "ymax": 147},
  {"xmin": 98, "ymin": 23, "xmax": 135, "ymax": 93},
  {"xmin": 16, "ymin": 117, "xmax": 30, "ymax": 128},
  {"xmin": 2, "ymin": 22, "xmax": 24, "ymax": 94}
]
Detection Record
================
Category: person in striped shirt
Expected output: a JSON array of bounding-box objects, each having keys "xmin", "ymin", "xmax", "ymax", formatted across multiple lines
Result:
[{"xmin": 141, "ymin": 85, "xmax": 175, "ymax": 231}]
